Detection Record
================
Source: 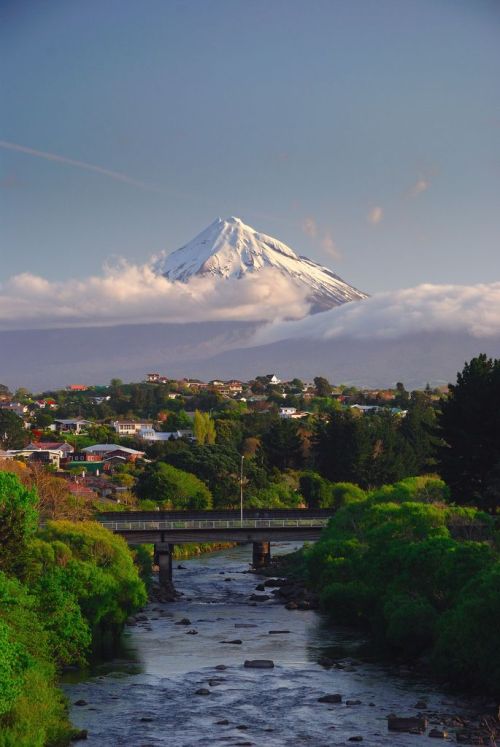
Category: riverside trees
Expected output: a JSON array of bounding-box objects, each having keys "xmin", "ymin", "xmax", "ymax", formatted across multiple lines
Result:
[
  {"xmin": 0, "ymin": 472, "xmax": 147, "ymax": 744},
  {"xmin": 437, "ymin": 354, "xmax": 500, "ymax": 512}
]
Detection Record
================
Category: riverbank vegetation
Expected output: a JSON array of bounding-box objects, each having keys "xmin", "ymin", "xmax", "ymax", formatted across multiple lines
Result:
[
  {"xmin": 302, "ymin": 475, "xmax": 500, "ymax": 694},
  {"xmin": 0, "ymin": 472, "xmax": 146, "ymax": 745}
]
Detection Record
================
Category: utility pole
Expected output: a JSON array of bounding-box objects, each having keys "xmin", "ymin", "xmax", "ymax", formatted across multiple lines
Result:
[{"xmin": 240, "ymin": 454, "xmax": 245, "ymax": 526}]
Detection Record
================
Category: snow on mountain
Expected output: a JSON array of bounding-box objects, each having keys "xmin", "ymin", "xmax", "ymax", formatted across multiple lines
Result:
[{"xmin": 152, "ymin": 217, "xmax": 368, "ymax": 311}]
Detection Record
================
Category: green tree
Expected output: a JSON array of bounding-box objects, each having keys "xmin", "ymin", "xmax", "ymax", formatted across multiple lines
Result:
[
  {"xmin": 193, "ymin": 410, "xmax": 216, "ymax": 445},
  {"xmin": 0, "ymin": 473, "xmax": 38, "ymax": 577},
  {"xmin": 0, "ymin": 411, "xmax": 28, "ymax": 450},
  {"xmin": 314, "ymin": 376, "xmax": 332, "ymax": 397},
  {"xmin": 437, "ymin": 354, "xmax": 500, "ymax": 511},
  {"xmin": 262, "ymin": 419, "xmax": 304, "ymax": 470},
  {"xmin": 299, "ymin": 471, "xmax": 332, "ymax": 508},
  {"xmin": 136, "ymin": 462, "xmax": 213, "ymax": 509}
]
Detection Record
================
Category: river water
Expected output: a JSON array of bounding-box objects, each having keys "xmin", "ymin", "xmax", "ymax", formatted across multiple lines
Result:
[{"xmin": 64, "ymin": 543, "xmax": 480, "ymax": 746}]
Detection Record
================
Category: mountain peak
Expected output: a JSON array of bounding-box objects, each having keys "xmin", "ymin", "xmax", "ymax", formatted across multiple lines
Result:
[{"xmin": 152, "ymin": 217, "xmax": 368, "ymax": 311}]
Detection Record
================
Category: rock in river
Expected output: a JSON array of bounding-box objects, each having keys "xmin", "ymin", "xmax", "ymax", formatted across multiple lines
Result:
[
  {"xmin": 244, "ymin": 659, "xmax": 274, "ymax": 669},
  {"xmin": 387, "ymin": 715, "xmax": 428, "ymax": 733},
  {"xmin": 318, "ymin": 694, "xmax": 342, "ymax": 704}
]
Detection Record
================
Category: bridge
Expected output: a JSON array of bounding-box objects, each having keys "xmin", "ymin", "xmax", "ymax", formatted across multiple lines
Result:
[{"xmin": 97, "ymin": 509, "xmax": 334, "ymax": 588}]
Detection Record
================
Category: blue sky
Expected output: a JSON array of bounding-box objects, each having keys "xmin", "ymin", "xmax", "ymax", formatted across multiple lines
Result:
[{"xmin": 1, "ymin": 0, "xmax": 499, "ymax": 295}]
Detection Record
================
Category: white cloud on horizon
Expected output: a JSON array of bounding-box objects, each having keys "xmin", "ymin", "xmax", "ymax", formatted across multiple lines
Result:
[
  {"xmin": 255, "ymin": 282, "xmax": 500, "ymax": 345},
  {"xmin": 0, "ymin": 261, "xmax": 310, "ymax": 330}
]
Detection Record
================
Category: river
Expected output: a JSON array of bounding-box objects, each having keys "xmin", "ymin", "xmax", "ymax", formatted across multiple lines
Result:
[{"xmin": 63, "ymin": 543, "xmax": 482, "ymax": 746}]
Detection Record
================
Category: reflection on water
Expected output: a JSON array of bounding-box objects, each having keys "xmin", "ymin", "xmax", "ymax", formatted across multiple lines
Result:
[{"xmin": 64, "ymin": 543, "xmax": 479, "ymax": 746}]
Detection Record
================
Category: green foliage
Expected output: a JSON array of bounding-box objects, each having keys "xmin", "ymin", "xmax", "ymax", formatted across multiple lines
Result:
[
  {"xmin": 245, "ymin": 480, "xmax": 301, "ymax": 509},
  {"xmin": 0, "ymin": 412, "xmax": 28, "ymax": 450},
  {"xmin": 261, "ymin": 418, "xmax": 304, "ymax": 470},
  {"xmin": 303, "ymin": 483, "xmax": 499, "ymax": 694},
  {"xmin": 39, "ymin": 521, "xmax": 147, "ymax": 633},
  {"xmin": 136, "ymin": 462, "xmax": 213, "ymax": 509},
  {"xmin": 437, "ymin": 354, "xmax": 500, "ymax": 511},
  {"xmin": 299, "ymin": 471, "xmax": 332, "ymax": 508},
  {"xmin": 0, "ymin": 572, "xmax": 72, "ymax": 746},
  {"xmin": 432, "ymin": 564, "xmax": 500, "ymax": 693},
  {"xmin": 0, "ymin": 474, "xmax": 38, "ymax": 578},
  {"xmin": 193, "ymin": 410, "xmax": 216, "ymax": 444},
  {"xmin": 330, "ymin": 482, "xmax": 366, "ymax": 508}
]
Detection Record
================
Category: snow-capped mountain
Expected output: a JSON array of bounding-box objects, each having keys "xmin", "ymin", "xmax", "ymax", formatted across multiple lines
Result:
[{"xmin": 152, "ymin": 217, "xmax": 368, "ymax": 311}]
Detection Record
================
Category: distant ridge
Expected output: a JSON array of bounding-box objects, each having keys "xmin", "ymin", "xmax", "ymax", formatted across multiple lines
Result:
[{"xmin": 152, "ymin": 216, "xmax": 368, "ymax": 311}]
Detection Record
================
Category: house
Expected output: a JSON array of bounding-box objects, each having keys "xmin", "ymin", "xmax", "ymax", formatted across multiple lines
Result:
[
  {"xmin": 4, "ymin": 448, "xmax": 62, "ymax": 468},
  {"xmin": 54, "ymin": 418, "xmax": 91, "ymax": 434},
  {"xmin": 67, "ymin": 384, "xmax": 88, "ymax": 392},
  {"xmin": 27, "ymin": 441, "xmax": 74, "ymax": 457},
  {"xmin": 112, "ymin": 419, "xmax": 152, "ymax": 437},
  {"xmin": 138, "ymin": 427, "xmax": 194, "ymax": 442},
  {"xmin": 81, "ymin": 444, "xmax": 145, "ymax": 462},
  {"xmin": 279, "ymin": 407, "xmax": 297, "ymax": 418},
  {"xmin": 267, "ymin": 374, "xmax": 281, "ymax": 385},
  {"xmin": 34, "ymin": 398, "xmax": 58, "ymax": 409},
  {"xmin": 0, "ymin": 402, "xmax": 29, "ymax": 417}
]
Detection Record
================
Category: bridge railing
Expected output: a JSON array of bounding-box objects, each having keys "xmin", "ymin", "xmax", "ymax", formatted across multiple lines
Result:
[{"xmin": 99, "ymin": 518, "xmax": 330, "ymax": 532}]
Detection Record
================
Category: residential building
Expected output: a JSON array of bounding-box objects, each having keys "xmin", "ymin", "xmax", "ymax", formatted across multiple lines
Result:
[
  {"xmin": 112, "ymin": 419, "xmax": 152, "ymax": 437},
  {"xmin": 54, "ymin": 418, "xmax": 91, "ymax": 434}
]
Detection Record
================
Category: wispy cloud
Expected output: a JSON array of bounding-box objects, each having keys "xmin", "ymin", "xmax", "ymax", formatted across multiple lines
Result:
[
  {"xmin": 410, "ymin": 177, "xmax": 430, "ymax": 197},
  {"xmin": 301, "ymin": 216, "xmax": 318, "ymax": 238},
  {"xmin": 367, "ymin": 206, "xmax": 383, "ymax": 225},
  {"xmin": 0, "ymin": 140, "xmax": 159, "ymax": 192}
]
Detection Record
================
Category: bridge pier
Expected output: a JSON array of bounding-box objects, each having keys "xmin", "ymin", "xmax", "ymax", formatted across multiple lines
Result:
[
  {"xmin": 155, "ymin": 542, "xmax": 174, "ymax": 588},
  {"xmin": 252, "ymin": 541, "xmax": 271, "ymax": 569}
]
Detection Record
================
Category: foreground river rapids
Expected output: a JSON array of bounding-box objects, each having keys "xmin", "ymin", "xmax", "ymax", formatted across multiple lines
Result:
[{"xmin": 63, "ymin": 543, "xmax": 482, "ymax": 746}]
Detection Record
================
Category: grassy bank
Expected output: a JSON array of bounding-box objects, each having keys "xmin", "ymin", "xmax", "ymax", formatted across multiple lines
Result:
[
  {"xmin": 300, "ymin": 477, "xmax": 499, "ymax": 695},
  {"xmin": 0, "ymin": 473, "xmax": 147, "ymax": 745}
]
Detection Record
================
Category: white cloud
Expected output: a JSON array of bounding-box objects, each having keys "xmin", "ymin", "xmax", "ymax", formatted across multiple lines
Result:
[
  {"xmin": 255, "ymin": 282, "xmax": 500, "ymax": 344},
  {"xmin": 301, "ymin": 216, "xmax": 318, "ymax": 238},
  {"xmin": 367, "ymin": 206, "xmax": 383, "ymax": 225},
  {"xmin": 0, "ymin": 261, "xmax": 311, "ymax": 331}
]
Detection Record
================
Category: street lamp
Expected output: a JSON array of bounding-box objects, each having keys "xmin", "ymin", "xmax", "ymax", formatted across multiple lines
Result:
[{"xmin": 240, "ymin": 455, "xmax": 245, "ymax": 526}]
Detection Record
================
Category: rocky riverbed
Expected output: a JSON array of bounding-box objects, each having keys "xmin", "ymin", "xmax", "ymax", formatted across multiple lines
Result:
[{"xmin": 63, "ymin": 543, "xmax": 497, "ymax": 746}]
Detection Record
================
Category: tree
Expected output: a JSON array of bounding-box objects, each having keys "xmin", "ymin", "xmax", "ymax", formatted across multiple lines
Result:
[
  {"xmin": 136, "ymin": 462, "xmax": 213, "ymax": 509},
  {"xmin": 0, "ymin": 472, "xmax": 38, "ymax": 577},
  {"xmin": 299, "ymin": 471, "xmax": 332, "ymax": 508},
  {"xmin": 437, "ymin": 354, "xmax": 500, "ymax": 511},
  {"xmin": 314, "ymin": 411, "xmax": 372, "ymax": 486},
  {"xmin": 193, "ymin": 410, "xmax": 216, "ymax": 444},
  {"xmin": 314, "ymin": 376, "xmax": 332, "ymax": 397},
  {"xmin": 0, "ymin": 411, "xmax": 28, "ymax": 449},
  {"xmin": 262, "ymin": 419, "xmax": 304, "ymax": 471}
]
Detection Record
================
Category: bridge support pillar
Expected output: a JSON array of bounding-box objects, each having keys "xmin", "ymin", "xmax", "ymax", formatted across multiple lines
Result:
[
  {"xmin": 252, "ymin": 541, "xmax": 271, "ymax": 569},
  {"xmin": 155, "ymin": 542, "xmax": 174, "ymax": 588}
]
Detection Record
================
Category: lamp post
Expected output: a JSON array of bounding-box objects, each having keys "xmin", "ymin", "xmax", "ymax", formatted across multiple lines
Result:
[{"xmin": 240, "ymin": 455, "xmax": 245, "ymax": 526}]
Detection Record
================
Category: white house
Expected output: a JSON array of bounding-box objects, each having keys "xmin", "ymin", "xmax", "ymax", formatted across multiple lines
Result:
[
  {"xmin": 112, "ymin": 420, "xmax": 152, "ymax": 437},
  {"xmin": 279, "ymin": 407, "xmax": 297, "ymax": 418}
]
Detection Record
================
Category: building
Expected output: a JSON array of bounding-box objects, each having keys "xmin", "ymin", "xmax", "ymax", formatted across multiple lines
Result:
[
  {"xmin": 27, "ymin": 441, "xmax": 74, "ymax": 458},
  {"xmin": 81, "ymin": 444, "xmax": 145, "ymax": 462},
  {"xmin": 54, "ymin": 418, "xmax": 91, "ymax": 434},
  {"xmin": 112, "ymin": 420, "xmax": 152, "ymax": 437},
  {"xmin": 138, "ymin": 427, "xmax": 194, "ymax": 442},
  {"xmin": 67, "ymin": 384, "xmax": 89, "ymax": 392}
]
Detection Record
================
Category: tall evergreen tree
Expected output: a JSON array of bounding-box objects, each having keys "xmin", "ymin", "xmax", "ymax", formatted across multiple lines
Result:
[{"xmin": 437, "ymin": 354, "xmax": 500, "ymax": 511}]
